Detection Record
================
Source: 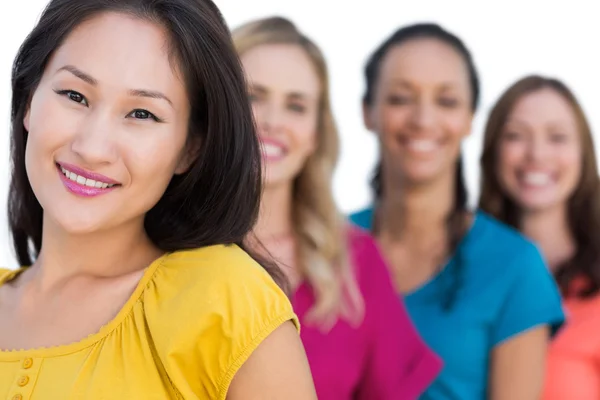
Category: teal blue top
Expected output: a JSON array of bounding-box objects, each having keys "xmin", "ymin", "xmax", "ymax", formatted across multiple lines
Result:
[{"xmin": 349, "ymin": 208, "xmax": 565, "ymax": 399}]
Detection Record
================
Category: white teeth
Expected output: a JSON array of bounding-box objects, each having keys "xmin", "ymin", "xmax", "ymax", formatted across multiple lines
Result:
[
  {"xmin": 523, "ymin": 172, "xmax": 552, "ymax": 187},
  {"xmin": 60, "ymin": 166, "xmax": 115, "ymax": 189},
  {"xmin": 406, "ymin": 139, "xmax": 438, "ymax": 153},
  {"xmin": 261, "ymin": 143, "xmax": 284, "ymax": 157}
]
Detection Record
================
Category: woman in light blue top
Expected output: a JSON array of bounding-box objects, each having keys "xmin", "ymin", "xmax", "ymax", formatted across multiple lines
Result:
[{"xmin": 350, "ymin": 23, "xmax": 564, "ymax": 399}]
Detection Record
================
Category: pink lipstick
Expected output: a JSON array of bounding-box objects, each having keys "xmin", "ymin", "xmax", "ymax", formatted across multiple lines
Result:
[{"xmin": 57, "ymin": 162, "xmax": 120, "ymax": 198}]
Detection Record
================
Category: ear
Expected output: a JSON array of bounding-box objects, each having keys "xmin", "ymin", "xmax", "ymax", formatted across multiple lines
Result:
[
  {"xmin": 174, "ymin": 136, "xmax": 201, "ymax": 175},
  {"xmin": 23, "ymin": 107, "xmax": 31, "ymax": 132},
  {"xmin": 362, "ymin": 101, "xmax": 375, "ymax": 132},
  {"xmin": 462, "ymin": 112, "xmax": 474, "ymax": 139}
]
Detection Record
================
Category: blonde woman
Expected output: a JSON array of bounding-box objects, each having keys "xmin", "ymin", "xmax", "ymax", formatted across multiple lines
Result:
[{"xmin": 233, "ymin": 17, "xmax": 441, "ymax": 400}]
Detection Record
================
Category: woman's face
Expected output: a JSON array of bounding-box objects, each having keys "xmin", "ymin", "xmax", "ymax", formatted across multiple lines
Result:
[
  {"xmin": 241, "ymin": 44, "xmax": 320, "ymax": 188},
  {"xmin": 24, "ymin": 12, "xmax": 193, "ymax": 235},
  {"xmin": 497, "ymin": 88, "xmax": 582, "ymax": 213},
  {"xmin": 364, "ymin": 38, "xmax": 473, "ymax": 186}
]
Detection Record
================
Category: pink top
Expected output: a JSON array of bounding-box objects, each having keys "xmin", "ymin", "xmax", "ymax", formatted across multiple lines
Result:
[
  {"xmin": 293, "ymin": 226, "xmax": 442, "ymax": 400},
  {"xmin": 543, "ymin": 291, "xmax": 600, "ymax": 400}
]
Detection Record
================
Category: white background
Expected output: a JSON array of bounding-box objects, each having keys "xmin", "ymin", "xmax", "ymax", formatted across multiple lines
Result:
[{"xmin": 0, "ymin": 1, "xmax": 598, "ymax": 267}]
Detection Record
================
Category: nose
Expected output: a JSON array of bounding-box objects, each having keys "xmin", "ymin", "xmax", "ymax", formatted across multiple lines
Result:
[
  {"xmin": 526, "ymin": 135, "xmax": 551, "ymax": 162},
  {"xmin": 410, "ymin": 101, "xmax": 436, "ymax": 132},
  {"xmin": 256, "ymin": 102, "xmax": 285, "ymax": 136},
  {"xmin": 70, "ymin": 108, "xmax": 119, "ymax": 165}
]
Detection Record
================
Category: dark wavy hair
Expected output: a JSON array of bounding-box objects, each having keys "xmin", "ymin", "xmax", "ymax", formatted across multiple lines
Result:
[
  {"xmin": 479, "ymin": 75, "xmax": 600, "ymax": 298},
  {"xmin": 363, "ymin": 23, "xmax": 480, "ymax": 308},
  {"xmin": 8, "ymin": 0, "xmax": 286, "ymax": 290}
]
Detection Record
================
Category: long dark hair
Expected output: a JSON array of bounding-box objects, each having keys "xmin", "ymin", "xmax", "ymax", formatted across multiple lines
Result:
[
  {"xmin": 480, "ymin": 75, "xmax": 600, "ymax": 298},
  {"xmin": 8, "ymin": 0, "xmax": 286, "ymax": 290},
  {"xmin": 363, "ymin": 23, "xmax": 480, "ymax": 307}
]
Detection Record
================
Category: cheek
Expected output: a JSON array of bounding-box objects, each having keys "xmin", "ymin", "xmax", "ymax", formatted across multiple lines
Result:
[
  {"xmin": 26, "ymin": 91, "xmax": 77, "ymax": 162},
  {"xmin": 445, "ymin": 112, "xmax": 472, "ymax": 141},
  {"xmin": 377, "ymin": 107, "xmax": 409, "ymax": 143},
  {"xmin": 497, "ymin": 143, "xmax": 524, "ymax": 182},
  {"xmin": 289, "ymin": 115, "xmax": 318, "ymax": 155},
  {"xmin": 124, "ymin": 134, "xmax": 185, "ymax": 179},
  {"xmin": 251, "ymin": 103, "xmax": 266, "ymax": 128},
  {"xmin": 558, "ymin": 145, "xmax": 583, "ymax": 180}
]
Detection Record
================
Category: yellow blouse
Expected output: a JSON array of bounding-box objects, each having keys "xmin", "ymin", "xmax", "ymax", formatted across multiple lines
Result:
[{"xmin": 0, "ymin": 245, "xmax": 298, "ymax": 400}]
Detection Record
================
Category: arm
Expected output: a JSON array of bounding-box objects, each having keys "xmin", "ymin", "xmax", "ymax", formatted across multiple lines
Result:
[
  {"xmin": 489, "ymin": 244, "xmax": 564, "ymax": 400},
  {"xmin": 227, "ymin": 321, "xmax": 317, "ymax": 400},
  {"xmin": 489, "ymin": 326, "xmax": 549, "ymax": 400}
]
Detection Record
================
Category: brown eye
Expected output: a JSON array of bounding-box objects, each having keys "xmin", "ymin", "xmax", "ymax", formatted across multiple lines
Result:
[
  {"xmin": 127, "ymin": 109, "xmax": 161, "ymax": 122},
  {"xmin": 387, "ymin": 95, "xmax": 411, "ymax": 105},
  {"xmin": 54, "ymin": 89, "xmax": 88, "ymax": 106},
  {"xmin": 68, "ymin": 92, "xmax": 84, "ymax": 103}
]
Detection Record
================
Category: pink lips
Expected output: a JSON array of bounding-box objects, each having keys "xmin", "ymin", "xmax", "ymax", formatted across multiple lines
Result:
[{"xmin": 57, "ymin": 162, "xmax": 120, "ymax": 198}]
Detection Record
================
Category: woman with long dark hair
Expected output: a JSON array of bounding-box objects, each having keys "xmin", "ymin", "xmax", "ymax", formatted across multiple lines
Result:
[
  {"xmin": 350, "ymin": 24, "xmax": 564, "ymax": 399},
  {"xmin": 0, "ymin": 1, "xmax": 316, "ymax": 398},
  {"xmin": 479, "ymin": 75, "xmax": 600, "ymax": 399}
]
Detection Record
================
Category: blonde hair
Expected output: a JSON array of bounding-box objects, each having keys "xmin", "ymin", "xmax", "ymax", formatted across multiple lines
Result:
[{"xmin": 233, "ymin": 17, "xmax": 363, "ymax": 326}]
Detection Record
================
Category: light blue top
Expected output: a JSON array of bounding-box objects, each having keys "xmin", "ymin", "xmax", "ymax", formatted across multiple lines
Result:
[{"xmin": 350, "ymin": 208, "xmax": 565, "ymax": 400}]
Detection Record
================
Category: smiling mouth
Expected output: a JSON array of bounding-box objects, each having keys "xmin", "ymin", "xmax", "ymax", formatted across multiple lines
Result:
[
  {"xmin": 260, "ymin": 141, "xmax": 287, "ymax": 161},
  {"xmin": 399, "ymin": 137, "xmax": 442, "ymax": 154},
  {"xmin": 520, "ymin": 171, "xmax": 554, "ymax": 187},
  {"xmin": 57, "ymin": 164, "xmax": 119, "ymax": 189}
]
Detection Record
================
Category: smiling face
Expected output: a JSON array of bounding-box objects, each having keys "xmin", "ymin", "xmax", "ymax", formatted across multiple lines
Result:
[
  {"xmin": 497, "ymin": 88, "xmax": 582, "ymax": 213},
  {"xmin": 24, "ymin": 12, "xmax": 193, "ymax": 235},
  {"xmin": 364, "ymin": 38, "xmax": 473, "ymax": 186},
  {"xmin": 240, "ymin": 43, "xmax": 320, "ymax": 188}
]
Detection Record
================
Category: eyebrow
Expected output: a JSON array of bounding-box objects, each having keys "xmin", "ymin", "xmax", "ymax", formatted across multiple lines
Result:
[
  {"xmin": 128, "ymin": 89, "xmax": 173, "ymax": 107},
  {"xmin": 57, "ymin": 64, "xmax": 174, "ymax": 107},
  {"xmin": 389, "ymin": 79, "xmax": 461, "ymax": 91},
  {"xmin": 503, "ymin": 119, "xmax": 531, "ymax": 131},
  {"xmin": 58, "ymin": 65, "xmax": 97, "ymax": 85},
  {"xmin": 250, "ymin": 84, "xmax": 311, "ymax": 101}
]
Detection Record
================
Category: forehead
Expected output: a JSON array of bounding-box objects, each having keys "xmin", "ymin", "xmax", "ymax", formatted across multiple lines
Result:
[
  {"xmin": 46, "ymin": 12, "xmax": 185, "ymax": 98},
  {"xmin": 241, "ymin": 43, "xmax": 321, "ymax": 95},
  {"xmin": 510, "ymin": 89, "xmax": 577, "ymax": 126},
  {"xmin": 379, "ymin": 38, "xmax": 470, "ymax": 89}
]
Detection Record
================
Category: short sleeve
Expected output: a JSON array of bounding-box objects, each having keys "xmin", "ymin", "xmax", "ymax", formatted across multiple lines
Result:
[
  {"xmin": 491, "ymin": 243, "xmax": 565, "ymax": 346},
  {"xmin": 143, "ymin": 246, "xmax": 299, "ymax": 400},
  {"xmin": 351, "ymin": 231, "xmax": 442, "ymax": 400}
]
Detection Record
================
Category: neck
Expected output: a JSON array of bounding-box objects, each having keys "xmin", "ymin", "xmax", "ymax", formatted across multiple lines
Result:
[
  {"xmin": 254, "ymin": 181, "xmax": 294, "ymax": 241},
  {"xmin": 520, "ymin": 205, "xmax": 575, "ymax": 271},
  {"xmin": 378, "ymin": 168, "xmax": 455, "ymax": 249},
  {"xmin": 32, "ymin": 216, "xmax": 162, "ymax": 286}
]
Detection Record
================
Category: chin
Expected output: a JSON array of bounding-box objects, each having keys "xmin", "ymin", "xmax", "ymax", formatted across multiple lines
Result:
[
  {"xmin": 516, "ymin": 197, "xmax": 563, "ymax": 214},
  {"xmin": 263, "ymin": 168, "xmax": 298, "ymax": 189},
  {"xmin": 403, "ymin": 168, "xmax": 445, "ymax": 185},
  {"xmin": 47, "ymin": 209, "xmax": 111, "ymax": 235}
]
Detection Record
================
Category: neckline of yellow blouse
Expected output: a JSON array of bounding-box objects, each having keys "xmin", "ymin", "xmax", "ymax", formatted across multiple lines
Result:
[{"xmin": 0, "ymin": 252, "xmax": 170, "ymax": 360}]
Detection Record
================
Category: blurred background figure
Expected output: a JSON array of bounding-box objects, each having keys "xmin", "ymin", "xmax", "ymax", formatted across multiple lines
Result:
[
  {"xmin": 233, "ymin": 17, "xmax": 442, "ymax": 400},
  {"xmin": 479, "ymin": 75, "xmax": 600, "ymax": 400},
  {"xmin": 350, "ymin": 24, "xmax": 564, "ymax": 399}
]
